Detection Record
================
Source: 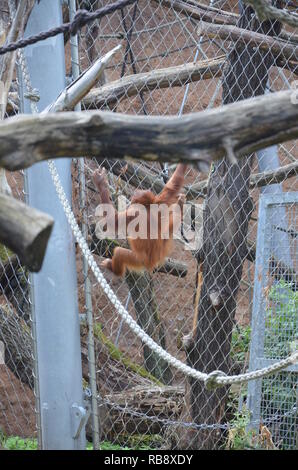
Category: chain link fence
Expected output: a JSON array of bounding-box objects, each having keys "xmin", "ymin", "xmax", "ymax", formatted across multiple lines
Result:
[
  {"xmin": 0, "ymin": 0, "xmax": 297, "ymax": 450},
  {"xmin": 72, "ymin": 0, "xmax": 298, "ymax": 450},
  {"xmin": 0, "ymin": 63, "xmax": 39, "ymax": 446}
]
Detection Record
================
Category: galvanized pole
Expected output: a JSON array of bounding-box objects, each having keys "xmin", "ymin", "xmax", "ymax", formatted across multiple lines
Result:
[
  {"xmin": 257, "ymin": 145, "xmax": 293, "ymax": 267},
  {"xmin": 21, "ymin": 0, "xmax": 86, "ymax": 450}
]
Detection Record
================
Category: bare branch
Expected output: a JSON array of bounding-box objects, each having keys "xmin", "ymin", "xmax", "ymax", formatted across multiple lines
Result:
[
  {"xmin": 0, "ymin": 89, "xmax": 297, "ymax": 170},
  {"xmin": 151, "ymin": 0, "xmax": 238, "ymax": 25},
  {"xmin": 83, "ymin": 56, "xmax": 224, "ymax": 109},
  {"xmin": 198, "ymin": 21, "xmax": 298, "ymax": 62},
  {"xmin": 101, "ymin": 159, "xmax": 201, "ymax": 200},
  {"xmin": 44, "ymin": 45, "xmax": 121, "ymax": 113},
  {"xmin": 243, "ymin": 0, "xmax": 298, "ymax": 28},
  {"xmin": 190, "ymin": 160, "xmax": 298, "ymax": 197}
]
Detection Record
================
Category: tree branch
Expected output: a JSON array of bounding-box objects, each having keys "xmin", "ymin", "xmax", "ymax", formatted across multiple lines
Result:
[
  {"xmin": 83, "ymin": 56, "xmax": 224, "ymax": 109},
  {"xmin": 243, "ymin": 0, "xmax": 298, "ymax": 28},
  {"xmin": 44, "ymin": 45, "xmax": 121, "ymax": 113},
  {"xmin": 101, "ymin": 159, "xmax": 202, "ymax": 200},
  {"xmin": 198, "ymin": 21, "xmax": 298, "ymax": 62},
  {"xmin": 151, "ymin": 0, "xmax": 238, "ymax": 25},
  {"xmin": 190, "ymin": 160, "xmax": 298, "ymax": 197},
  {"xmin": 0, "ymin": 89, "xmax": 297, "ymax": 170}
]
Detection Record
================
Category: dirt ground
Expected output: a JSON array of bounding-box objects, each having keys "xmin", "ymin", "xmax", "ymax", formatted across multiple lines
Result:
[{"xmin": 0, "ymin": 0, "xmax": 297, "ymax": 439}]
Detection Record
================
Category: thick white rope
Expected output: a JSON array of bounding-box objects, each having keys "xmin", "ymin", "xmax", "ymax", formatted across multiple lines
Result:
[
  {"xmin": 17, "ymin": 36, "xmax": 298, "ymax": 389},
  {"xmin": 47, "ymin": 160, "xmax": 298, "ymax": 389}
]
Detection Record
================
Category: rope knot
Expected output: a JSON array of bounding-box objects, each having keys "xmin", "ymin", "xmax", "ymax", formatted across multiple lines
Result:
[
  {"xmin": 24, "ymin": 88, "xmax": 40, "ymax": 103},
  {"xmin": 205, "ymin": 370, "xmax": 227, "ymax": 390},
  {"xmin": 70, "ymin": 9, "xmax": 91, "ymax": 36}
]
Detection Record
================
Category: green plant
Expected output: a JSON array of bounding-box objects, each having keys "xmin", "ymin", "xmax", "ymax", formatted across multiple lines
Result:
[
  {"xmin": 231, "ymin": 324, "xmax": 251, "ymax": 363},
  {"xmin": 261, "ymin": 281, "xmax": 298, "ymax": 449},
  {"xmin": 265, "ymin": 280, "xmax": 298, "ymax": 359},
  {"xmin": 98, "ymin": 441, "xmax": 131, "ymax": 450},
  {"xmin": 226, "ymin": 407, "xmax": 276, "ymax": 450},
  {"xmin": 2, "ymin": 436, "xmax": 38, "ymax": 450}
]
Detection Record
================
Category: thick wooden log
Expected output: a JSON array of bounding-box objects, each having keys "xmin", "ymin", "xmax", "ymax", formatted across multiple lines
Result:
[
  {"xmin": 0, "ymin": 89, "xmax": 297, "ymax": 170},
  {"xmin": 83, "ymin": 57, "xmax": 224, "ymax": 109},
  {"xmin": 97, "ymin": 385, "xmax": 185, "ymax": 439},
  {"xmin": 198, "ymin": 21, "xmax": 298, "ymax": 62},
  {"xmin": 89, "ymin": 226, "xmax": 188, "ymax": 278},
  {"xmin": 0, "ymin": 194, "xmax": 54, "ymax": 272}
]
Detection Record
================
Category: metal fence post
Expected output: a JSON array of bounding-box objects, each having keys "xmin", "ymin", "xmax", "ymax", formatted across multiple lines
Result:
[
  {"xmin": 21, "ymin": 0, "xmax": 86, "ymax": 450},
  {"xmin": 257, "ymin": 146, "xmax": 293, "ymax": 267}
]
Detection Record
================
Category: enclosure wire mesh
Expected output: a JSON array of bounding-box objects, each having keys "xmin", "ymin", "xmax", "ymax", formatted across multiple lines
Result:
[
  {"xmin": 0, "ymin": 0, "xmax": 297, "ymax": 451},
  {"xmin": 70, "ymin": 0, "xmax": 298, "ymax": 450},
  {"xmin": 0, "ymin": 100, "xmax": 39, "ymax": 446},
  {"xmin": 68, "ymin": 1, "xmax": 297, "ymax": 448}
]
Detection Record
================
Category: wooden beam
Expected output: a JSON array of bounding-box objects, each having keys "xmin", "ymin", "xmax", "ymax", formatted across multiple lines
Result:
[
  {"xmin": 0, "ymin": 193, "xmax": 54, "ymax": 272},
  {"xmin": 0, "ymin": 89, "xmax": 297, "ymax": 170},
  {"xmin": 83, "ymin": 56, "xmax": 224, "ymax": 109}
]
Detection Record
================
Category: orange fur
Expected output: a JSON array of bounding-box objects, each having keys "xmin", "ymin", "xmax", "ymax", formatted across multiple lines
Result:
[{"xmin": 93, "ymin": 164, "xmax": 187, "ymax": 276}]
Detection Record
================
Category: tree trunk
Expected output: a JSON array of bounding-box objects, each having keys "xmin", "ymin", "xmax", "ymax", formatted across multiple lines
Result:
[
  {"xmin": 180, "ymin": 2, "xmax": 282, "ymax": 450},
  {"xmin": 125, "ymin": 271, "xmax": 173, "ymax": 385}
]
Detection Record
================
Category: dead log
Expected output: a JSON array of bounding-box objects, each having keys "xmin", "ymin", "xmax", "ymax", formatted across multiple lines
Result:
[
  {"xmin": 198, "ymin": 21, "xmax": 298, "ymax": 62},
  {"xmin": 83, "ymin": 57, "xmax": 224, "ymax": 109},
  {"xmin": 0, "ymin": 193, "xmax": 54, "ymax": 272},
  {"xmin": 0, "ymin": 89, "xmax": 297, "ymax": 171},
  {"xmin": 96, "ymin": 385, "xmax": 185, "ymax": 439}
]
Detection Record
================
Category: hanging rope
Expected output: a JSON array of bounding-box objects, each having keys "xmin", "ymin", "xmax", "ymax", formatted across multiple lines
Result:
[
  {"xmin": 0, "ymin": 0, "xmax": 137, "ymax": 56},
  {"xmin": 47, "ymin": 160, "xmax": 298, "ymax": 389}
]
